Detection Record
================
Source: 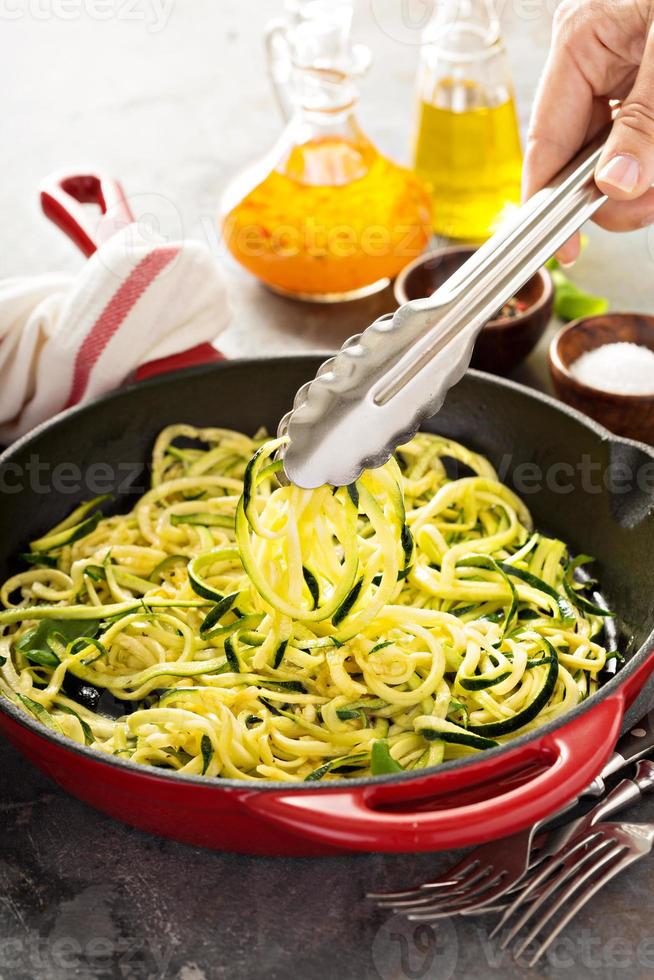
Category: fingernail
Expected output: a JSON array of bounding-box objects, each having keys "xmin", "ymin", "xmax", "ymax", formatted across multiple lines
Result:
[{"xmin": 596, "ymin": 154, "xmax": 640, "ymax": 193}]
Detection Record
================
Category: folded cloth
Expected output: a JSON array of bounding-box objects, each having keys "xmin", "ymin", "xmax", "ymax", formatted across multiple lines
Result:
[{"xmin": 0, "ymin": 224, "xmax": 230, "ymax": 442}]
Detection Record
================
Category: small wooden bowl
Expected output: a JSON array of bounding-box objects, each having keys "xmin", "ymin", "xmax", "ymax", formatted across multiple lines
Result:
[
  {"xmin": 549, "ymin": 313, "xmax": 654, "ymax": 444},
  {"xmin": 394, "ymin": 245, "xmax": 554, "ymax": 375}
]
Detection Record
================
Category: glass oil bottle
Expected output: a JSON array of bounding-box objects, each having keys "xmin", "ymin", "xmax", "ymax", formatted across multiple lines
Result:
[{"xmin": 413, "ymin": 0, "xmax": 522, "ymax": 241}]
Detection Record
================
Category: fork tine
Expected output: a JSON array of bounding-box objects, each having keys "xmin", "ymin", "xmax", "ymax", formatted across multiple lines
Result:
[
  {"xmin": 489, "ymin": 830, "xmax": 600, "ymax": 939},
  {"xmin": 367, "ymin": 881, "xmax": 459, "ymax": 901},
  {"xmin": 512, "ymin": 842, "xmax": 625, "ymax": 961},
  {"xmin": 525, "ymin": 848, "xmax": 636, "ymax": 966},
  {"xmin": 368, "ymin": 824, "xmax": 536, "ymax": 909},
  {"xmin": 497, "ymin": 834, "xmax": 610, "ymax": 948},
  {"xmin": 406, "ymin": 873, "xmax": 508, "ymax": 920},
  {"xmin": 366, "ymin": 857, "xmax": 478, "ymax": 901},
  {"xmin": 380, "ymin": 864, "xmax": 493, "ymax": 910},
  {"xmin": 406, "ymin": 837, "xmax": 546, "ymax": 920},
  {"xmin": 407, "ymin": 863, "xmax": 549, "ymax": 922},
  {"xmin": 408, "ymin": 830, "xmax": 540, "ymax": 919}
]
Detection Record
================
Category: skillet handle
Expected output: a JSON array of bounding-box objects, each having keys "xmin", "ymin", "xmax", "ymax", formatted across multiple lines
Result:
[
  {"xmin": 40, "ymin": 170, "xmax": 226, "ymax": 377},
  {"xmin": 246, "ymin": 654, "xmax": 654, "ymax": 853},
  {"xmin": 40, "ymin": 171, "xmax": 134, "ymax": 257}
]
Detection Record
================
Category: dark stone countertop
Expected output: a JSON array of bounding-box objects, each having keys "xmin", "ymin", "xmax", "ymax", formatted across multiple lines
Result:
[{"xmin": 2, "ymin": 739, "xmax": 654, "ymax": 980}]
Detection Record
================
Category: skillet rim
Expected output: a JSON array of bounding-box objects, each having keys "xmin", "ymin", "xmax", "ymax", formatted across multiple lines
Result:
[{"xmin": 0, "ymin": 355, "xmax": 653, "ymax": 794}]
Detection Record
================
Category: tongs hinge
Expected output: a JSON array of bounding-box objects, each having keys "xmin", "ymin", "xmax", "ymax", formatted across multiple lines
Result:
[{"xmin": 280, "ymin": 130, "xmax": 609, "ymax": 488}]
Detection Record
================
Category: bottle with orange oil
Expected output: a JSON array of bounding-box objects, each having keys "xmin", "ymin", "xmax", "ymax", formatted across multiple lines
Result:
[
  {"xmin": 412, "ymin": 0, "xmax": 523, "ymax": 242},
  {"xmin": 221, "ymin": 1, "xmax": 432, "ymax": 302}
]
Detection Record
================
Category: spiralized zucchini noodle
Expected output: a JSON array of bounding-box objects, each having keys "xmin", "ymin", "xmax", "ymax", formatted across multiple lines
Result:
[{"xmin": 0, "ymin": 426, "xmax": 615, "ymax": 781}]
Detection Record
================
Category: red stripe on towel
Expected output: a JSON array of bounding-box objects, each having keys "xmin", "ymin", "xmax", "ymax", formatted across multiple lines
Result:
[{"xmin": 64, "ymin": 245, "xmax": 180, "ymax": 407}]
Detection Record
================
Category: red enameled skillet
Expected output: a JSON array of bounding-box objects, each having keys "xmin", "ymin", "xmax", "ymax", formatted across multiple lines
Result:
[{"xmin": 0, "ymin": 177, "xmax": 652, "ymax": 857}]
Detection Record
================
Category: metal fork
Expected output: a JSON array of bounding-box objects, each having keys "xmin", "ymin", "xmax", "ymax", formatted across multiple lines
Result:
[
  {"xmin": 490, "ymin": 820, "xmax": 654, "ymax": 965},
  {"xmin": 395, "ymin": 759, "xmax": 654, "ymax": 922},
  {"xmin": 456, "ymin": 756, "xmax": 654, "ymax": 918},
  {"xmin": 367, "ymin": 721, "xmax": 654, "ymax": 918},
  {"xmin": 368, "ymin": 818, "xmax": 548, "ymax": 916}
]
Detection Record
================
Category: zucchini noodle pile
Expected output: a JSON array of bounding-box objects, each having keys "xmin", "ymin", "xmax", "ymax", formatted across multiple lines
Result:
[{"xmin": 0, "ymin": 426, "xmax": 614, "ymax": 782}]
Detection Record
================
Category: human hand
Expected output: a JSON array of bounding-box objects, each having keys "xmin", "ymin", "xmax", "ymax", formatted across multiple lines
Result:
[{"xmin": 523, "ymin": 0, "xmax": 654, "ymax": 264}]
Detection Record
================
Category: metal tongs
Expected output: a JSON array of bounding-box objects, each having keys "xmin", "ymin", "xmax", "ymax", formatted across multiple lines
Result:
[{"xmin": 279, "ymin": 131, "xmax": 609, "ymax": 488}]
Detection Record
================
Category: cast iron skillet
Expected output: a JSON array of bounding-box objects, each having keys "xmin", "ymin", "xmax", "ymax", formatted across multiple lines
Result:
[{"xmin": 0, "ymin": 357, "xmax": 653, "ymax": 856}]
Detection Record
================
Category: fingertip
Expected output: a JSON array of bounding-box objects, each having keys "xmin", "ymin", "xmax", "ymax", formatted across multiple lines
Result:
[{"xmin": 555, "ymin": 235, "xmax": 580, "ymax": 267}]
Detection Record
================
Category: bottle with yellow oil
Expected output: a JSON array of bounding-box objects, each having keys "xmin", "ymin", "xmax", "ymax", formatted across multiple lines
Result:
[
  {"xmin": 221, "ymin": 1, "xmax": 432, "ymax": 302},
  {"xmin": 413, "ymin": 0, "xmax": 523, "ymax": 242}
]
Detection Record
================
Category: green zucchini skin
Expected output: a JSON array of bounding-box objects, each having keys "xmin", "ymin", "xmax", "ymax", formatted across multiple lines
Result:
[
  {"xmin": 458, "ymin": 671, "xmax": 511, "ymax": 691},
  {"xmin": 151, "ymin": 555, "xmax": 187, "ymax": 581},
  {"xmin": 563, "ymin": 576, "xmax": 614, "ymax": 617},
  {"xmin": 199, "ymin": 592, "xmax": 239, "ymax": 635},
  {"xmin": 302, "ymin": 566, "xmax": 320, "ymax": 610},
  {"xmin": 273, "ymin": 639, "xmax": 289, "ymax": 669},
  {"xmin": 200, "ymin": 734, "xmax": 213, "ymax": 774},
  {"xmin": 170, "ymin": 513, "xmax": 234, "ymax": 528},
  {"xmin": 419, "ymin": 726, "xmax": 498, "ymax": 750},
  {"xmin": 346, "ymin": 483, "xmax": 360, "ymax": 509},
  {"xmin": 458, "ymin": 554, "xmax": 517, "ymax": 636},
  {"xmin": 188, "ymin": 559, "xmax": 224, "ymax": 602},
  {"xmin": 55, "ymin": 703, "xmax": 94, "ymax": 745},
  {"xmin": 20, "ymin": 552, "xmax": 58, "ymax": 568},
  {"xmin": 401, "ymin": 524, "xmax": 414, "ymax": 568},
  {"xmin": 14, "ymin": 693, "xmax": 64, "ymax": 734},
  {"xmin": 467, "ymin": 650, "xmax": 559, "ymax": 738},
  {"xmin": 224, "ymin": 637, "xmax": 240, "ymax": 673},
  {"xmin": 498, "ymin": 562, "xmax": 575, "ymax": 623},
  {"xmin": 332, "ymin": 577, "xmax": 364, "ymax": 627},
  {"xmin": 28, "ymin": 493, "xmax": 112, "ymax": 553},
  {"xmin": 304, "ymin": 752, "xmax": 368, "ymax": 781},
  {"xmin": 29, "ymin": 513, "xmax": 101, "ymax": 554}
]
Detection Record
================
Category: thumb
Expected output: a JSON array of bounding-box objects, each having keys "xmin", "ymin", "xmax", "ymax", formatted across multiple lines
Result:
[{"xmin": 595, "ymin": 24, "xmax": 654, "ymax": 199}]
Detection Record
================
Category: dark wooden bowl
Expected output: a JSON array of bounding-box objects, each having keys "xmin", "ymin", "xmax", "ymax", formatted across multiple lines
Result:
[
  {"xmin": 549, "ymin": 313, "xmax": 654, "ymax": 444},
  {"xmin": 394, "ymin": 245, "xmax": 554, "ymax": 375}
]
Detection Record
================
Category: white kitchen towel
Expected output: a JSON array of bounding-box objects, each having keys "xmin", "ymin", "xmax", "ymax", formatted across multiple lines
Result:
[{"xmin": 0, "ymin": 224, "xmax": 230, "ymax": 442}]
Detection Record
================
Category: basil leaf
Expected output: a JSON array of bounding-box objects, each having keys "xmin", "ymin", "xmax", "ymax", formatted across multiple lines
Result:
[{"xmin": 16, "ymin": 618, "xmax": 102, "ymax": 667}]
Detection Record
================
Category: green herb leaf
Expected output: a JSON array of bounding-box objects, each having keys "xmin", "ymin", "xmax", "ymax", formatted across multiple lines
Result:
[
  {"xmin": 370, "ymin": 739, "xmax": 403, "ymax": 775},
  {"xmin": 16, "ymin": 618, "xmax": 102, "ymax": 667}
]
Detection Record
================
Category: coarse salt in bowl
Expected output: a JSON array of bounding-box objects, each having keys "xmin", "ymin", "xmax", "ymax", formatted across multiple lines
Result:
[
  {"xmin": 549, "ymin": 313, "xmax": 654, "ymax": 444},
  {"xmin": 569, "ymin": 342, "xmax": 654, "ymax": 396}
]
